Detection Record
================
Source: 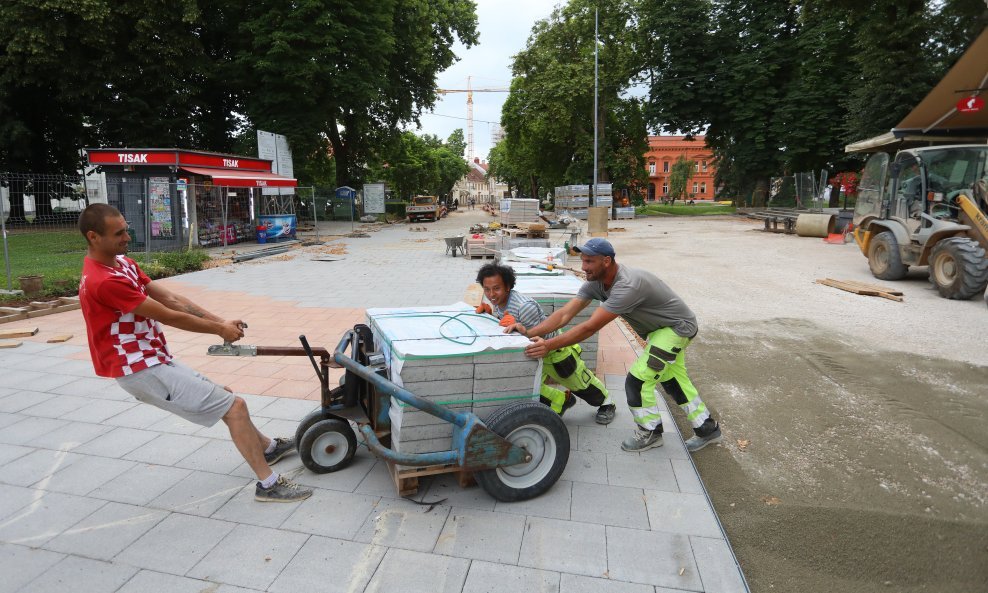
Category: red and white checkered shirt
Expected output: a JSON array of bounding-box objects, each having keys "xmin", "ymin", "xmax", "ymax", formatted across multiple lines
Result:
[{"xmin": 79, "ymin": 255, "xmax": 172, "ymax": 377}]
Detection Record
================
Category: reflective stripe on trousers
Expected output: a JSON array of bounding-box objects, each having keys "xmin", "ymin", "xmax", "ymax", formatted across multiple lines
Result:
[{"xmin": 626, "ymin": 327, "xmax": 710, "ymax": 431}]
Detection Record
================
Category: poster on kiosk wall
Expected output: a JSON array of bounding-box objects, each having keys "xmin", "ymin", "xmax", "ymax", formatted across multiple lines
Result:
[{"xmin": 258, "ymin": 214, "xmax": 296, "ymax": 241}]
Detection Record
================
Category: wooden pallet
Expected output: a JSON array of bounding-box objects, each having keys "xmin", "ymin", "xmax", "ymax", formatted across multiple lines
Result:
[
  {"xmin": 0, "ymin": 297, "xmax": 80, "ymax": 324},
  {"xmin": 387, "ymin": 460, "xmax": 475, "ymax": 497},
  {"xmin": 815, "ymin": 278, "xmax": 904, "ymax": 302}
]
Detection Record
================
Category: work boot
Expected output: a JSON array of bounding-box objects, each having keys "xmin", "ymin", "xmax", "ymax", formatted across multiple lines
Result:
[
  {"xmin": 559, "ymin": 391, "xmax": 578, "ymax": 417},
  {"xmin": 255, "ymin": 475, "xmax": 313, "ymax": 502},
  {"xmin": 594, "ymin": 404, "xmax": 617, "ymax": 425},
  {"xmin": 621, "ymin": 426, "xmax": 663, "ymax": 452},
  {"xmin": 685, "ymin": 420, "xmax": 722, "ymax": 453},
  {"xmin": 264, "ymin": 437, "xmax": 296, "ymax": 465}
]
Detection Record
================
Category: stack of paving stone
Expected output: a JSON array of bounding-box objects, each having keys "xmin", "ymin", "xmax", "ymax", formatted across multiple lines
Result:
[
  {"xmin": 514, "ymin": 274, "xmax": 600, "ymax": 372},
  {"xmin": 593, "ymin": 183, "xmax": 614, "ymax": 208},
  {"xmin": 367, "ymin": 304, "xmax": 542, "ymax": 455},
  {"xmin": 555, "ymin": 185, "xmax": 590, "ymax": 220},
  {"xmin": 499, "ymin": 198, "xmax": 541, "ymax": 226}
]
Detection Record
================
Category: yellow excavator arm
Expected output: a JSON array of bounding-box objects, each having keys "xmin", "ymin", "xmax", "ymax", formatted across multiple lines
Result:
[{"xmin": 957, "ymin": 193, "xmax": 988, "ymax": 247}]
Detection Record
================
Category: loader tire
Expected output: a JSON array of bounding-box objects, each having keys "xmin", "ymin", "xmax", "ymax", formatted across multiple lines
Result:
[
  {"xmin": 928, "ymin": 237, "xmax": 988, "ymax": 300},
  {"xmin": 867, "ymin": 231, "xmax": 909, "ymax": 280}
]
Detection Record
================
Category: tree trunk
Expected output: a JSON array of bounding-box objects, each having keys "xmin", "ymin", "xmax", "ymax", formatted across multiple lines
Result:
[
  {"xmin": 752, "ymin": 178, "xmax": 769, "ymax": 207},
  {"xmin": 5, "ymin": 177, "xmax": 31, "ymax": 225},
  {"xmin": 327, "ymin": 120, "xmax": 350, "ymax": 189}
]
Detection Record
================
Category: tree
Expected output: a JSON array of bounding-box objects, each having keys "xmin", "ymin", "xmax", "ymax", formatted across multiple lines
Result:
[
  {"xmin": 667, "ymin": 156, "xmax": 695, "ymax": 205},
  {"xmin": 365, "ymin": 131, "xmax": 468, "ymax": 200},
  {"xmin": 238, "ymin": 0, "xmax": 478, "ymax": 190}
]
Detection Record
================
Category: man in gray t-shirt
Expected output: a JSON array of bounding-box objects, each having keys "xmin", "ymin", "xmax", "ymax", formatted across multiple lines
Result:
[{"xmin": 513, "ymin": 238, "xmax": 721, "ymax": 453}]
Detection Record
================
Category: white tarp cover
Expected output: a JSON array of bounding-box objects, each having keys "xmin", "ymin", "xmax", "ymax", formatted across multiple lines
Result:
[
  {"xmin": 503, "ymin": 246, "xmax": 566, "ymax": 262},
  {"xmin": 514, "ymin": 274, "xmax": 585, "ymax": 296},
  {"xmin": 505, "ymin": 261, "xmax": 563, "ymax": 276},
  {"xmin": 367, "ymin": 302, "xmax": 532, "ymax": 360}
]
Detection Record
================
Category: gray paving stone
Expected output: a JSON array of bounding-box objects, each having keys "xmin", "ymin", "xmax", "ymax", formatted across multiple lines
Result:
[
  {"xmin": 256, "ymin": 397, "xmax": 317, "ymax": 421},
  {"xmin": 148, "ymin": 470, "xmax": 249, "ymax": 517},
  {"xmin": 65, "ymin": 399, "xmax": 138, "ymax": 423},
  {"xmin": 38, "ymin": 455, "xmax": 136, "ymax": 496},
  {"xmin": 102, "ymin": 403, "xmax": 170, "ymax": 428},
  {"xmin": 671, "ymin": 458, "xmax": 705, "ymax": 495},
  {"xmin": 2, "ymin": 370, "xmax": 77, "ymax": 392},
  {"xmin": 187, "ymin": 523, "xmax": 309, "ymax": 590},
  {"xmin": 353, "ymin": 497, "xmax": 450, "ymax": 552},
  {"xmin": 493, "ymin": 480, "xmax": 572, "ymax": 520},
  {"xmin": 690, "ymin": 536, "xmax": 748, "ymax": 593},
  {"xmin": 289, "ymin": 451, "xmax": 376, "ymax": 493},
  {"xmin": 520, "ymin": 516, "xmax": 607, "ymax": 578},
  {"xmin": 17, "ymin": 554, "xmax": 138, "ymax": 593},
  {"xmin": 559, "ymin": 573, "xmax": 655, "ymax": 593},
  {"xmin": 0, "ymin": 490, "xmax": 105, "ymax": 547},
  {"xmin": 0, "ymin": 412, "xmax": 23, "ymax": 430},
  {"xmin": 605, "ymin": 525, "xmax": 701, "ymax": 591},
  {"xmin": 0, "ymin": 416, "xmax": 68, "ymax": 446},
  {"xmin": 115, "ymin": 569, "xmax": 219, "ymax": 593},
  {"xmin": 44, "ymin": 501, "xmax": 168, "ymax": 561},
  {"xmin": 354, "ymin": 461, "xmax": 411, "ymax": 499},
  {"xmin": 570, "ymin": 481, "xmax": 649, "ymax": 529},
  {"xmin": 0, "ymin": 442, "xmax": 32, "ymax": 466},
  {"xmin": 1, "ymin": 448, "xmax": 82, "ymax": 487},
  {"xmin": 146, "ymin": 414, "xmax": 202, "ymax": 435},
  {"xmin": 364, "ymin": 548, "xmax": 470, "ymax": 593},
  {"xmin": 424, "ymin": 472, "xmax": 496, "ymax": 511},
  {"xmin": 268, "ymin": 536, "xmax": 386, "ymax": 593},
  {"xmin": 71, "ymin": 426, "xmax": 160, "ymax": 458},
  {"xmin": 0, "ymin": 484, "xmax": 40, "ymax": 521},
  {"xmin": 433, "ymin": 507, "xmax": 526, "ymax": 563},
  {"xmin": 115, "ymin": 513, "xmax": 236, "ymax": 574},
  {"xmin": 123, "ymin": 433, "xmax": 210, "ymax": 466},
  {"xmin": 577, "ymin": 424, "xmax": 631, "ymax": 454},
  {"xmin": 0, "ymin": 391, "xmax": 55, "ymax": 414},
  {"xmin": 644, "ymin": 490, "xmax": 722, "ymax": 538},
  {"xmin": 51, "ymin": 376, "xmax": 131, "ymax": 400},
  {"xmin": 26, "ymin": 420, "xmax": 112, "ymax": 451},
  {"xmin": 18, "ymin": 394, "xmax": 90, "ymax": 419},
  {"xmin": 560, "ymin": 449, "xmax": 608, "ymax": 485},
  {"xmin": 210, "ymin": 483, "xmax": 304, "ymax": 528},
  {"xmin": 175, "ymin": 439, "xmax": 245, "ymax": 474},
  {"xmin": 280, "ymin": 488, "xmax": 380, "ymax": 539},
  {"xmin": 461, "ymin": 560, "xmax": 560, "ymax": 593},
  {"xmin": 0, "ymin": 542, "xmax": 65, "ymax": 593},
  {"xmin": 89, "ymin": 464, "xmax": 192, "ymax": 505},
  {"xmin": 606, "ymin": 454, "xmax": 680, "ymax": 492}
]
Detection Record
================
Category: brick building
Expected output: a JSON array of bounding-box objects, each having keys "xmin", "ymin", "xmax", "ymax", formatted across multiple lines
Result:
[{"xmin": 645, "ymin": 135, "xmax": 717, "ymax": 201}]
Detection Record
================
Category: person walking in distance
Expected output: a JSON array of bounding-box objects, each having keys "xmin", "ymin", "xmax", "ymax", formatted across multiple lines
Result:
[
  {"xmin": 77, "ymin": 204, "xmax": 312, "ymax": 501},
  {"xmin": 475, "ymin": 263, "xmax": 617, "ymax": 422},
  {"xmin": 513, "ymin": 238, "xmax": 722, "ymax": 452}
]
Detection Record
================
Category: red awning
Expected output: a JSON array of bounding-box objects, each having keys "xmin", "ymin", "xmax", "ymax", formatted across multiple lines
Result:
[{"xmin": 180, "ymin": 166, "xmax": 297, "ymax": 188}]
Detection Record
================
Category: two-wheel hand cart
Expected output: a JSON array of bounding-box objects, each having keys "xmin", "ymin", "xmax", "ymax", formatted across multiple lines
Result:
[{"xmin": 208, "ymin": 325, "xmax": 569, "ymax": 501}]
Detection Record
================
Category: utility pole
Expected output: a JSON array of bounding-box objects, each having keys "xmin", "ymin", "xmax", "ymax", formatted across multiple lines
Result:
[
  {"xmin": 593, "ymin": 8, "xmax": 599, "ymax": 200},
  {"xmin": 467, "ymin": 76, "xmax": 475, "ymax": 161}
]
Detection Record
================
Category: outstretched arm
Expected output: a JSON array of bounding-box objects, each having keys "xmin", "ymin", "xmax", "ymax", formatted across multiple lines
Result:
[
  {"xmin": 132, "ymin": 296, "xmax": 244, "ymax": 342},
  {"xmin": 505, "ymin": 298, "xmax": 591, "ymax": 337},
  {"xmin": 146, "ymin": 281, "xmax": 223, "ymax": 322},
  {"xmin": 524, "ymin": 307, "xmax": 618, "ymax": 359}
]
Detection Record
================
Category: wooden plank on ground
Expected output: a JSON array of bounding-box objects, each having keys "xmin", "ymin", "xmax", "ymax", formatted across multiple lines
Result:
[
  {"xmin": 46, "ymin": 334, "xmax": 73, "ymax": 343},
  {"xmin": 0, "ymin": 327, "xmax": 39, "ymax": 339},
  {"xmin": 815, "ymin": 278, "xmax": 903, "ymax": 302},
  {"xmin": 0, "ymin": 341, "xmax": 22, "ymax": 349}
]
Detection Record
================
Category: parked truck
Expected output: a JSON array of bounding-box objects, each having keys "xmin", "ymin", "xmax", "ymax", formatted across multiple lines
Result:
[{"xmin": 406, "ymin": 195, "xmax": 440, "ymax": 222}]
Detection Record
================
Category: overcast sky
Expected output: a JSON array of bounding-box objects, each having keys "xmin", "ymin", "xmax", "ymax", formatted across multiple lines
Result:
[{"xmin": 416, "ymin": 0, "xmax": 559, "ymax": 162}]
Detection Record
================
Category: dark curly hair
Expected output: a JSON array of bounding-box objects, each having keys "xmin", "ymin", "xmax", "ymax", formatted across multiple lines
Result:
[{"xmin": 476, "ymin": 263, "xmax": 515, "ymax": 290}]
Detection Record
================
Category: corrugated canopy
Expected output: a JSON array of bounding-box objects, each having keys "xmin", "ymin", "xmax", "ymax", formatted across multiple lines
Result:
[{"xmin": 180, "ymin": 166, "xmax": 297, "ymax": 188}]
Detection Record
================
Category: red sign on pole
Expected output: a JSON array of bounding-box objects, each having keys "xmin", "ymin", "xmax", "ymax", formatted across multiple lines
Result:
[{"xmin": 957, "ymin": 95, "xmax": 984, "ymax": 114}]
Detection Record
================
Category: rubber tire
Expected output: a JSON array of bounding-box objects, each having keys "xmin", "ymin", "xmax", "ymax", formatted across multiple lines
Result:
[
  {"xmin": 867, "ymin": 231, "xmax": 909, "ymax": 280},
  {"xmin": 928, "ymin": 237, "xmax": 988, "ymax": 300},
  {"xmin": 475, "ymin": 401, "xmax": 570, "ymax": 502},
  {"xmin": 299, "ymin": 419, "xmax": 357, "ymax": 474},
  {"xmin": 294, "ymin": 408, "xmax": 336, "ymax": 447}
]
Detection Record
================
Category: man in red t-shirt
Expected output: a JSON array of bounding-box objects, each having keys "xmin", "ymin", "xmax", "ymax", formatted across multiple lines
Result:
[{"xmin": 78, "ymin": 204, "xmax": 311, "ymax": 502}]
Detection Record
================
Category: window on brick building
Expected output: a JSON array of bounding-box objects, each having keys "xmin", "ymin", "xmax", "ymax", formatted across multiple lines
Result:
[
  {"xmin": 648, "ymin": 162, "xmax": 655, "ymax": 175},
  {"xmin": 694, "ymin": 161, "xmax": 699, "ymax": 172},
  {"xmin": 702, "ymin": 160, "xmax": 708, "ymax": 172},
  {"xmin": 692, "ymin": 182, "xmax": 699, "ymax": 194},
  {"xmin": 700, "ymin": 182, "xmax": 706, "ymax": 194},
  {"xmin": 662, "ymin": 182, "xmax": 669, "ymax": 195},
  {"xmin": 663, "ymin": 161, "xmax": 669, "ymax": 173}
]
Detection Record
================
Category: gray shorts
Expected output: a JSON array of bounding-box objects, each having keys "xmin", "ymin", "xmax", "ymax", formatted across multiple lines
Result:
[{"xmin": 116, "ymin": 360, "xmax": 235, "ymax": 427}]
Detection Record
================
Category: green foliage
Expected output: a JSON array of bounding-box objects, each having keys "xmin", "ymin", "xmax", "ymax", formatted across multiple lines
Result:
[
  {"xmin": 366, "ymin": 131, "xmax": 469, "ymax": 200},
  {"xmin": 635, "ymin": 204, "xmax": 735, "ymax": 216},
  {"xmin": 668, "ymin": 156, "xmax": 695, "ymax": 203},
  {"xmin": 496, "ymin": 0, "xmax": 646, "ymax": 199}
]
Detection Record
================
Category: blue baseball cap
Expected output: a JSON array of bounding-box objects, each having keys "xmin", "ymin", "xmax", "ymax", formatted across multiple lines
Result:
[{"xmin": 574, "ymin": 238, "xmax": 615, "ymax": 257}]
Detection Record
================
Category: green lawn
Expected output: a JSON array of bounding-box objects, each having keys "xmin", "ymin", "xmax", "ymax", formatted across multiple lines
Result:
[
  {"xmin": 636, "ymin": 204, "xmax": 736, "ymax": 216},
  {"xmin": 0, "ymin": 229, "xmax": 208, "ymax": 302}
]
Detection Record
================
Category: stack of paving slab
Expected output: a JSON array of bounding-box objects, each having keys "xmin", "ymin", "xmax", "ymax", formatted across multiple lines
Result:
[
  {"xmin": 492, "ymin": 235, "xmax": 551, "ymax": 253},
  {"xmin": 465, "ymin": 235, "xmax": 497, "ymax": 258},
  {"xmin": 499, "ymin": 198, "xmax": 541, "ymax": 226},
  {"xmin": 614, "ymin": 206, "xmax": 636, "ymax": 219},
  {"xmin": 555, "ymin": 185, "xmax": 590, "ymax": 220},
  {"xmin": 514, "ymin": 273, "xmax": 600, "ymax": 372},
  {"xmin": 500, "ymin": 247, "xmax": 568, "ymax": 277},
  {"xmin": 593, "ymin": 183, "xmax": 614, "ymax": 209},
  {"xmin": 367, "ymin": 304, "xmax": 542, "ymax": 455}
]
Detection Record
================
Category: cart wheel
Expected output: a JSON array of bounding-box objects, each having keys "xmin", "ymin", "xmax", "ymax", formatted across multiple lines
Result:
[
  {"xmin": 299, "ymin": 419, "xmax": 357, "ymax": 474},
  {"xmin": 475, "ymin": 401, "xmax": 570, "ymax": 502},
  {"xmin": 294, "ymin": 409, "xmax": 336, "ymax": 446}
]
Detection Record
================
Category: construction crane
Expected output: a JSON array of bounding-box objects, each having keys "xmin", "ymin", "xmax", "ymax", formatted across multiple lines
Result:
[{"xmin": 437, "ymin": 76, "xmax": 509, "ymax": 161}]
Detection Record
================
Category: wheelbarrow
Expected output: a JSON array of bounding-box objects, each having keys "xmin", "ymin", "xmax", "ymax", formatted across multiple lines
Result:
[
  {"xmin": 208, "ymin": 324, "xmax": 570, "ymax": 501},
  {"xmin": 444, "ymin": 235, "xmax": 464, "ymax": 256}
]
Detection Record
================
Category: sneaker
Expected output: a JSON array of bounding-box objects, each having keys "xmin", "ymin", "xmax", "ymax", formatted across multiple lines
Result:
[
  {"xmin": 559, "ymin": 391, "xmax": 578, "ymax": 416},
  {"xmin": 594, "ymin": 404, "xmax": 617, "ymax": 425},
  {"xmin": 685, "ymin": 424, "xmax": 722, "ymax": 453},
  {"xmin": 255, "ymin": 475, "xmax": 313, "ymax": 502},
  {"xmin": 621, "ymin": 427, "xmax": 663, "ymax": 452},
  {"xmin": 264, "ymin": 437, "xmax": 296, "ymax": 465}
]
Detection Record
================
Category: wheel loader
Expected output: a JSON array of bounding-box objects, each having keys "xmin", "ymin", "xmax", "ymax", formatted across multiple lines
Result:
[{"xmin": 852, "ymin": 145, "xmax": 988, "ymax": 300}]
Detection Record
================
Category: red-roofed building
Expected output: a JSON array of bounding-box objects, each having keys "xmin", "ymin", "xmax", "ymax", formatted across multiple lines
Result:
[
  {"xmin": 452, "ymin": 157, "xmax": 508, "ymax": 204},
  {"xmin": 645, "ymin": 135, "xmax": 717, "ymax": 201}
]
